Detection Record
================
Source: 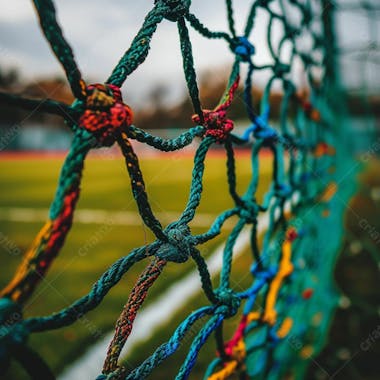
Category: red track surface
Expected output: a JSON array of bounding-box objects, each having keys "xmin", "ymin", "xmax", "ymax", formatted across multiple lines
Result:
[{"xmin": 0, "ymin": 148, "xmax": 272, "ymax": 160}]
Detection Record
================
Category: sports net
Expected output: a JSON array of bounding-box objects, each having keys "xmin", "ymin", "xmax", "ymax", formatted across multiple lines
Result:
[{"xmin": 0, "ymin": 0, "xmax": 360, "ymax": 379}]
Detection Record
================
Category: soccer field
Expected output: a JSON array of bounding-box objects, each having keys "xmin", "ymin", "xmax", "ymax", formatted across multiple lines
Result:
[
  {"xmin": 0, "ymin": 152, "xmax": 272, "ymax": 378},
  {"xmin": 1, "ymin": 155, "xmax": 379, "ymax": 380}
]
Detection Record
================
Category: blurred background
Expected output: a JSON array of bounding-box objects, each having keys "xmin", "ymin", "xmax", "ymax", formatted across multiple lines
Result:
[{"xmin": 0, "ymin": 1, "xmax": 379, "ymax": 379}]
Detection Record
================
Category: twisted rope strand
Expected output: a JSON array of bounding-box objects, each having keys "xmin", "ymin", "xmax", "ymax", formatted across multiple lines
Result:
[{"xmin": 0, "ymin": 1, "xmax": 352, "ymax": 379}]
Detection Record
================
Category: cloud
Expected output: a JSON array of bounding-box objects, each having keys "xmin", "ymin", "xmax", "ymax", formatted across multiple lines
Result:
[
  {"xmin": 0, "ymin": 0, "xmax": 238, "ymax": 101},
  {"xmin": 1, "ymin": 0, "xmax": 378, "ymax": 103}
]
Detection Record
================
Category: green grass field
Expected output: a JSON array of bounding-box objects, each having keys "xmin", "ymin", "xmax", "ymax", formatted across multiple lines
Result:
[
  {"xmin": 0, "ymin": 152, "xmax": 271, "ymax": 379},
  {"xmin": 0, "ymin": 155, "xmax": 379, "ymax": 380},
  {"xmin": 123, "ymin": 159, "xmax": 380, "ymax": 380}
]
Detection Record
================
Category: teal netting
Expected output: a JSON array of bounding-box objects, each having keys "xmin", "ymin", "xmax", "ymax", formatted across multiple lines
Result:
[{"xmin": 0, "ymin": 0, "xmax": 359, "ymax": 379}]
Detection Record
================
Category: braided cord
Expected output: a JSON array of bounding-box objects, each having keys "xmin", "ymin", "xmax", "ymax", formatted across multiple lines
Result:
[
  {"xmin": 0, "ymin": 1, "xmax": 356, "ymax": 379},
  {"xmin": 32, "ymin": 0, "xmax": 86, "ymax": 99},
  {"xmin": 186, "ymin": 13, "xmax": 232, "ymax": 42},
  {"xmin": 177, "ymin": 17, "xmax": 203, "ymax": 118},
  {"xmin": 103, "ymin": 257, "xmax": 167, "ymax": 374},
  {"xmin": 107, "ymin": 5, "xmax": 164, "ymax": 87},
  {"xmin": 0, "ymin": 128, "xmax": 94, "ymax": 303},
  {"xmin": 117, "ymin": 128, "xmax": 166, "ymax": 240}
]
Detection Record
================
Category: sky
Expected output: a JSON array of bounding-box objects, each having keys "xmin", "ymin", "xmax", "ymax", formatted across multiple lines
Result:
[
  {"xmin": 0, "ymin": 0, "xmax": 273, "ymax": 105},
  {"xmin": 0, "ymin": 0, "xmax": 379, "ymax": 107}
]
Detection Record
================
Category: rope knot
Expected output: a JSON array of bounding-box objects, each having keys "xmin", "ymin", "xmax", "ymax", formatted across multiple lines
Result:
[
  {"xmin": 275, "ymin": 183, "xmax": 292, "ymax": 198},
  {"xmin": 242, "ymin": 105, "xmax": 279, "ymax": 144},
  {"xmin": 230, "ymin": 36, "xmax": 255, "ymax": 62},
  {"xmin": 0, "ymin": 298, "xmax": 28, "ymax": 372},
  {"xmin": 79, "ymin": 84, "xmax": 133, "ymax": 147},
  {"xmin": 156, "ymin": 0, "xmax": 191, "ymax": 21},
  {"xmin": 273, "ymin": 61, "xmax": 290, "ymax": 77},
  {"xmin": 238, "ymin": 199, "xmax": 259, "ymax": 224},
  {"xmin": 243, "ymin": 119, "xmax": 278, "ymax": 145},
  {"xmin": 215, "ymin": 288, "xmax": 241, "ymax": 317},
  {"xmin": 156, "ymin": 223, "xmax": 193, "ymax": 263},
  {"xmin": 250, "ymin": 263, "xmax": 277, "ymax": 280},
  {"xmin": 192, "ymin": 110, "xmax": 234, "ymax": 143},
  {"xmin": 192, "ymin": 76, "xmax": 239, "ymax": 143},
  {"xmin": 285, "ymin": 25, "xmax": 299, "ymax": 38}
]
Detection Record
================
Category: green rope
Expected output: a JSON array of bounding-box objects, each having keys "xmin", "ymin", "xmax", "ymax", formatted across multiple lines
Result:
[{"xmin": 0, "ymin": 1, "xmax": 362, "ymax": 379}]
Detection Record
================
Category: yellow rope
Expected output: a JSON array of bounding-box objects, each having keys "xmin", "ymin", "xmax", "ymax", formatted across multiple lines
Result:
[
  {"xmin": 263, "ymin": 239, "xmax": 293, "ymax": 325},
  {"xmin": 0, "ymin": 221, "xmax": 53, "ymax": 301},
  {"xmin": 276, "ymin": 317, "xmax": 293, "ymax": 338}
]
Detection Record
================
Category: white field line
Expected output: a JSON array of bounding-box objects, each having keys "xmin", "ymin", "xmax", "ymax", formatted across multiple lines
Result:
[
  {"xmin": 0, "ymin": 207, "xmax": 221, "ymax": 228},
  {"xmin": 58, "ymin": 212, "xmax": 271, "ymax": 380}
]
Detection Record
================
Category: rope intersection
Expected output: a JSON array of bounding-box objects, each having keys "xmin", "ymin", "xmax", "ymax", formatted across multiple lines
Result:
[{"xmin": 0, "ymin": 0, "xmax": 352, "ymax": 379}]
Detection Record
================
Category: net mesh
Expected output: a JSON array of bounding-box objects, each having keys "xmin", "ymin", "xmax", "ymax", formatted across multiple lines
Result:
[{"xmin": 0, "ymin": 0, "xmax": 360, "ymax": 379}]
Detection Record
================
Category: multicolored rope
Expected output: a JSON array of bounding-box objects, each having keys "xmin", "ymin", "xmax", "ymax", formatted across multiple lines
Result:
[{"xmin": 0, "ymin": 0, "xmax": 356, "ymax": 379}]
